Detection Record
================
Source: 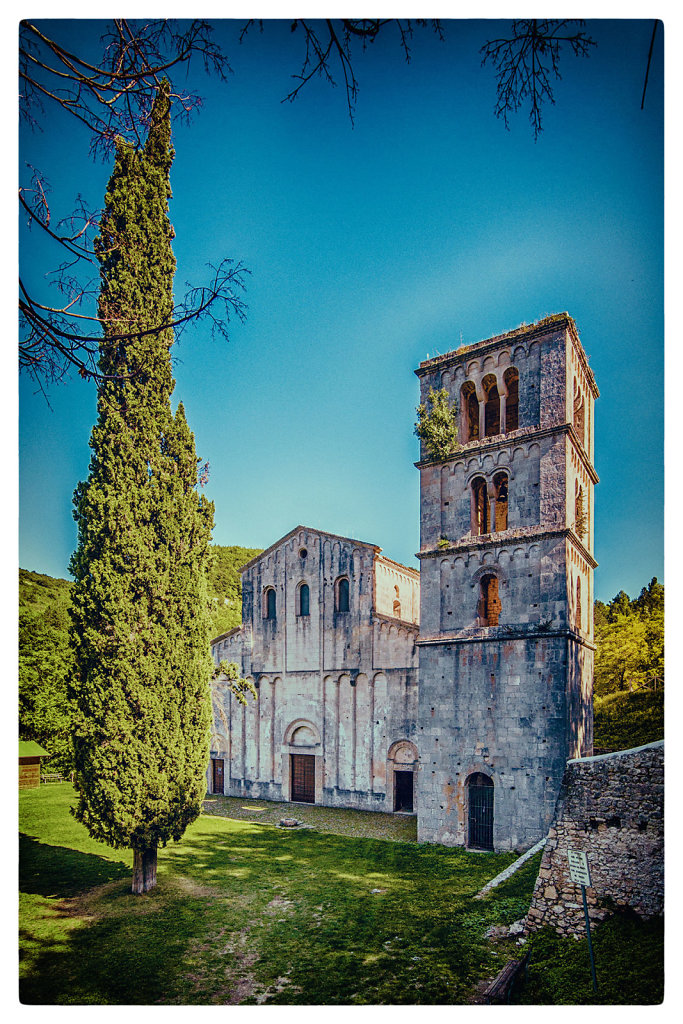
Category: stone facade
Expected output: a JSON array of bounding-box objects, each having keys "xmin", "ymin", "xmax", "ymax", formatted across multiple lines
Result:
[
  {"xmin": 415, "ymin": 314, "xmax": 598, "ymax": 851},
  {"xmin": 209, "ymin": 313, "xmax": 602, "ymax": 852},
  {"xmin": 209, "ymin": 526, "xmax": 420, "ymax": 813},
  {"xmin": 525, "ymin": 741, "xmax": 664, "ymax": 935}
]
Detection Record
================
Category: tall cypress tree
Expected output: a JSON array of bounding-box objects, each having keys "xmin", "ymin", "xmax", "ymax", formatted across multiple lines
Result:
[{"xmin": 69, "ymin": 83, "xmax": 213, "ymax": 894}]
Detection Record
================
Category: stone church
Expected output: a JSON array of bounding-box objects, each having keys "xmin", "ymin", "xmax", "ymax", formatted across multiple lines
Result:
[{"xmin": 209, "ymin": 313, "xmax": 598, "ymax": 851}]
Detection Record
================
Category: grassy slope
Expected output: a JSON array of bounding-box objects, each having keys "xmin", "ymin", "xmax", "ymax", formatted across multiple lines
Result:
[
  {"xmin": 21, "ymin": 785, "xmax": 536, "ymax": 1006},
  {"xmin": 517, "ymin": 913, "xmax": 664, "ymax": 1005},
  {"xmin": 593, "ymin": 690, "xmax": 664, "ymax": 751}
]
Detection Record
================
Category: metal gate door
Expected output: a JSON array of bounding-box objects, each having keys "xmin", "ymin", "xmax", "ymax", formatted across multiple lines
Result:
[
  {"xmin": 212, "ymin": 758, "xmax": 224, "ymax": 795},
  {"xmin": 291, "ymin": 754, "xmax": 315, "ymax": 803},
  {"xmin": 467, "ymin": 773, "xmax": 494, "ymax": 850}
]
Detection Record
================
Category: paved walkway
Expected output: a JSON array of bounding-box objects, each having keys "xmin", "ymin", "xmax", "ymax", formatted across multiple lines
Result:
[{"xmin": 203, "ymin": 795, "xmax": 418, "ymax": 842}]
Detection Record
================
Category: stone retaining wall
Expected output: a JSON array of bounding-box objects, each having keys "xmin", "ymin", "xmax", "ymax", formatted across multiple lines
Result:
[{"xmin": 526, "ymin": 740, "xmax": 663, "ymax": 936}]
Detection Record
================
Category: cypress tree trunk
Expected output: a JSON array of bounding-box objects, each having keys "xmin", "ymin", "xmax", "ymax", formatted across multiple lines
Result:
[
  {"xmin": 132, "ymin": 847, "xmax": 158, "ymax": 894},
  {"xmin": 69, "ymin": 82, "xmax": 214, "ymax": 897}
]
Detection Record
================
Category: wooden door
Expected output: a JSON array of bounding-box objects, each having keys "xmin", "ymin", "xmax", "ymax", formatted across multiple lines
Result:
[
  {"xmin": 291, "ymin": 754, "xmax": 315, "ymax": 803},
  {"xmin": 212, "ymin": 758, "xmax": 224, "ymax": 794}
]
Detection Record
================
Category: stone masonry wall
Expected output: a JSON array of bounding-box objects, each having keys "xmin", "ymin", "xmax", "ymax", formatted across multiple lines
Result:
[
  {"xmin": 526, "ymin": 741, "xmax": 663, "ymax": 935},
  {"xmin": 209, "ymin": 526, "xmax": 420, "ymax": 812}
]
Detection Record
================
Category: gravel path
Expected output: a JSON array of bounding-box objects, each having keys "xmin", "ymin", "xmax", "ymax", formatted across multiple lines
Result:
[{"xmin": 203, "ymin": 795, "xmax": 418, "ymax": 842}]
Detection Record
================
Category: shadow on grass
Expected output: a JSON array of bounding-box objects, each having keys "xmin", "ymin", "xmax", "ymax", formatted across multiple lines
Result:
[
  {"xmin": 20, "ymin": 833, "xmax": 130, "ymax": 898},
  {"xmin": 20, "ymin": 885, "xmax": 221, "ymax": 1005},
  {"xmin": 19, "ymin": 807, "xmax": 532, "ymax": 1005},
  {"xmin": 19, "ymin": 835, "xmax": 238, "ymax": 1005}
]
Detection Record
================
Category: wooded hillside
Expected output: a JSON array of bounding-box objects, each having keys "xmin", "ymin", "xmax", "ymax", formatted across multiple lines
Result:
[{"xmin": 18, "ymin": 545, "xmax": 262, "ymax": 771}]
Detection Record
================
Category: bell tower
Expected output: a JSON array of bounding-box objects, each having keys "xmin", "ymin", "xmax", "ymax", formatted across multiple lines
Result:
[{"xmin": 414, "ymin": 314, "xmax": 598, "ymax": 851}]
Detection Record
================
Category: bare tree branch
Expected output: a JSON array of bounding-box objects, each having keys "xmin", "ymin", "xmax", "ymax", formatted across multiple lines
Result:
[
  {"xmin": 19, "ymin": 19, "xmax": 238, "ymax": 387},
  {"xmin": 481, "ymin": 20, "xmax": 596, "ymax": 139},
  {"xmin": 241, "ymin": 19, "xmax": 444, "ymax": 124}
]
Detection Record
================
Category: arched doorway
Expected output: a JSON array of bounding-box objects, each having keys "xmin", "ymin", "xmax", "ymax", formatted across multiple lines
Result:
[
  {"xmin": 387, "ymin": 740, "xmax": 418, "ymax": 813},
  {"xmin": 283, "ymin": 720, "xmax": 321, "ymax": 804},
  {"xmin": 467, "ymin": 772, "xmax": 494, "ymax": 850}
]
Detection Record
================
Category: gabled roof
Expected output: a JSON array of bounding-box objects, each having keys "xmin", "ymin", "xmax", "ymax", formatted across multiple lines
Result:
[
  {"xmin": 238, "ymin": 525, "xmax": 382, "ymax": 573},
  {"xmin": 19, "ymin": 740, "xmax": 49, "ymax": 758}
]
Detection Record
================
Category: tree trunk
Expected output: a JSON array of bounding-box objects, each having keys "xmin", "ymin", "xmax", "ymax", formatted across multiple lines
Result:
[{"xmin": 132, "ymin": 847, "xmax": 158, "ymax": 894}]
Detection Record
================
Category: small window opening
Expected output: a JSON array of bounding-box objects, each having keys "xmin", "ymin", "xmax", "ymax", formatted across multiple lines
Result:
[
  {"xmin": 299, "ymin": 547, "xmax": 308, "ymax": 559},
  {"xmin": 336, "ymin": 576, "xmax": 350, "ymax": 613},
  {"xmin": 478, "ymin": 574, "xmax": 501, "ymax": 626},
  {"xmin": 298, "ymin": 582, "xmax": 310, "ymax": 617},
  {"xmin": 472, "ymin": 477, "xmax": 489, "ymax": 536},
  {"xmin": 493, "ymin": 471, "xmax": 508, "ymax": 532},
  {"xmin": 576, "ymin": 577, "xmax": 582, "ymax": 632},
  {"xmin": 461, "ymin": 381, "xmax": 479, "ymax": 442},
  {"xmin": 483, "ymin": 374, "xmax": 500, "ymax": 437},
  {"xmin": 264, "ymin": 587, "xmax": 276, "ymax": 620},
  {"xmin": 393, "ymin": 599, "xmax": 402, "ymax": 618},
  {"xmin": 504, "ymin": 367, "xmax": 519, "ymax": 432}
]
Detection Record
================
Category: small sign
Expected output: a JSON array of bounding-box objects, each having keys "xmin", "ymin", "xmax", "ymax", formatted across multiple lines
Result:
[{"xmin": 568, "ymin": 849, "xmax": 592, "ymax": 887}]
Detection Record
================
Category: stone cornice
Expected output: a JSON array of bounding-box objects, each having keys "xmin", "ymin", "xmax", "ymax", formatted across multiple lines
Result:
[
  {"xmin": 418, "ymin": 526, "xmax": 598, "ymax": 570},
  {"xmin": 372, "ymin": 611, "xmax": 420, "ymax": 632},
  {"xmin": 415, "ymin": 422, "xmax": 598, "ymax": 482},
  {"xmin": 416, "ymin": 627, "xmax": 596, "ymax": 651},
  {"xmin": 415, "ymin": 314, "xmax": 575, "ymax": 378},
  {"xmin": 566, "ymin": 425, "xmax": 599, "ymax": 483}
]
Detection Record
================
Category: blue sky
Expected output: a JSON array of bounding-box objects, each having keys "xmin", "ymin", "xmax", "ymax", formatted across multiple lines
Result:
[{"xmin": 18, "ymin": 17, "xmax": 664, "ymax": 603}]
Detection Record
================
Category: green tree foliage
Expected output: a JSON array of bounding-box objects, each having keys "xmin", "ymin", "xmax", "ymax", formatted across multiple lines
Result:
[
  {"xmin": 593, "ymin": 578, "xmax": 664, "ymax": 697},
  {"xmin": 18, "ymin": 549, "xmax": 256, "ymax": 772},
  {"xmin": 414, "ymin": 386, "xmax": 460, "ymax": 460},
  {"xmin": 594, "ymin": 690, "xmax": 664, "ymax": 751},
  {"xmin": 69, "ymin": 84, "xmax": 215, "ymax": 893},
  {"xmin": 19, "ymin": 571, "xmax": 74, "ymax": 774},
  {"xmin": 574, "ymin": 488, "xmax": 587, "ymax": 540},
  {"xmin": 212, "ymin": 660, "xmax": 257, "ymax": 705},
  {"xmin": 207, "ymin": 545, "xmax": 262, "ymax": 636}
]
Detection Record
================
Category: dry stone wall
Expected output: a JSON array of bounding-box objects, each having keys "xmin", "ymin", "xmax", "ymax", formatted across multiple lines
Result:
[{"xmin": 526, "ymin": 741, "xmax": 663, "ymax": 935}]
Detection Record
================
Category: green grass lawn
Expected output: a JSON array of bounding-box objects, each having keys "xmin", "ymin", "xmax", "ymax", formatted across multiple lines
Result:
[{"xmin": 20, "ymin": 785, "xmax": 538, "ymax": 1005}]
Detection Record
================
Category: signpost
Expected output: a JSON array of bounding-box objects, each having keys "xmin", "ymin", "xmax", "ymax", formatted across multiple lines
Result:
[{"xmin": 568, "ymin": 850, "xmax": 597, "ymax": 992}]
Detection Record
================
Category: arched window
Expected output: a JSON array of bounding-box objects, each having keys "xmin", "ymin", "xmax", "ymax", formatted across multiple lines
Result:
[
  {"xmin": 335, "ymin": 576, "xmax": 350, "ymax": 613},
  {"xmin": 576, "ymin": 577, "xmax": 582, "ymax": 632},
  {"xmin": 460, "ymin": 381, "xmax": 479, "ymax": 442},
  {"xmin": 297, "ymin": 582, "xmax": 310, "ymax": 617},
  {"xmin": 471, "ymin": 477, "xmax": 489, "ymax": 536},
  {"xmin": 393, "ymin": 585, "xmax": 401, "ymax": 619},
  {"xmin": 493, "ymin": 472, "xmax": 508, "ymax": 532},
  {"xmin": 467, "ymin": 772, "xmax": 494, "ymax": 850},
  {"xmin": 482, "ymin": 374, "xmax": 500, "ymax": 437},
  {"xmin": 478, "ymin": 574, "xmax": 501, "ymax": 626},
  {"xmin": 264, "ymin": 587, "xmax": 276, "ymax": 620},
  {"xmin": 504, "ymin": 367, "xmax": 519, "ymax": 432}
]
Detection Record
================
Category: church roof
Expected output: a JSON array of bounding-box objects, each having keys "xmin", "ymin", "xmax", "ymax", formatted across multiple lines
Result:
[{"xmin": 237, "ymin": 525, "xmax": 381, "ymax": 573}]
